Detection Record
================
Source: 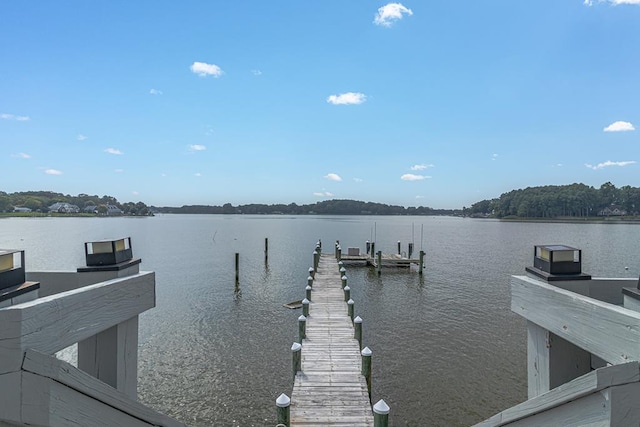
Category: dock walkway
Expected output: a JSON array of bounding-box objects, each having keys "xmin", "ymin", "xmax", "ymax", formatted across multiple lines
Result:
[{"xmin": 290, "ymin": 253, "xmax": 374, "ymax": 426}]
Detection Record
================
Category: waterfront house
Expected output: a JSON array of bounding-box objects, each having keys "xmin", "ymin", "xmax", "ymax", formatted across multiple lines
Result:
[{"xmin": 47, "ymin": 202, "xmax": 80, "ymax": 213}]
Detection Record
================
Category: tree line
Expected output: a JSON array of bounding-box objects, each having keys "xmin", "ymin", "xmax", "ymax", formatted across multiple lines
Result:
[
  {"xmin": 466, "ymin": 182, "xmax": 640, "ymax": 218},
  {"xmin": 0, "ymin": 191, "xmax": 151, "ymax": 216},
  {"xmin": 157, "ymin": 199, "xmax": 461, "ymax": 216}
]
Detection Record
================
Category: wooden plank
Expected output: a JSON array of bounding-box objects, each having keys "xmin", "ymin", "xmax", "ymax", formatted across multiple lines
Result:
[
  {"xmin": 0, "ymin": 272, "xmax": 155, "ymax": 374},
  {"xmin": 0, "ymin": 372, "xmax": 21, "ymax": 424},
  {"xmin": 474, "ymin": 361, "xmax": 640, "ymax": 426},
  {"xmin": 291, "ymin": 254, "xmax": 373, "ymax": 426},
  {"xmin": 511, "ymin": 275, "xmax": 640, "ymax": 365},
  {"xmin": 21, "ymin": 349, "xmax": 186, "ymax": 427}
]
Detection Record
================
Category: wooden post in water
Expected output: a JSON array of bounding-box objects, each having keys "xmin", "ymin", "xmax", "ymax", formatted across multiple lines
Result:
[
  {"xmin": 340, "ymin": 267, "xmax": 346, "ymax": 279},
  {"xmin": 341, "ymin": 275, "xmax": 347, "ymax": 289},
  {"xmin": 337, "ymin": 246, "xmax": 342, "ymax": 261},
  {"xmin": 265, "ymin": 238, "xmax": 269, "ymax": 263},
  {"xmin": 361, "ymin": 347, "xmax": 372, "ymax": 401},
  {"xmin": 307, "ymin": 275, "xmax": 313, "ymax": 288},
  {"xmin": 370, "ymin": 242, "xmax": 375, "ymax": 259},
  {"xmin": 302, "ymin": 298, "xmax": 309, "ymax": 317},
  {"xmin": 308, "ymin": 267, "xmax": 315, "ymax": 279},
  {"xmin": 376, "ymin": 251, "xmax": 382, "ymax": 276},
  {"xmin": 344, "ymin": 285, "xmax": 351, "ymax": 302},
  {"xmin": 298, "ymin": 315, "xmax": 307, "ymax": 341},
  {"xmin": 335, "ymin": 242, "xmax": 339, "ymax": 259},
  {"xmin": 366, "ymin": 240, "xmax": 371, "ymax": 255},
  {"xmin": 347, "ymin": 299, "xmax": 354, "ymax": 322},
  {"xmin": 313, "ymin": 250, "xmax": 319, "ymax": 271},
  {"xmin": 373, "ymin": 399, "xmax": 390, "ymax": 427},
  {"xmin": 305, "ymin": 285, "xmax": 312, "ymax": 301},
  {"xmin": 397, "ymin": 241, "xmax": 401, "ymax": 255},
  {"xmin": 419, "ymin": 250, "xmax": 425, "ymax": 275},
  {"xmin": 338, "ymin": 260, "xmax": 344, "ymax": 272},
  {"xmin": 235, "ymin": 252, "xmax": 239, "ymax": 283},
  {"xmin": 276, "ymin": 393, "xmax": 291, "ymax": 427},
  {"xmin": 291, "ymin": 342, "xmax": 301, "ymax": 379},
  {"xmin": 408, "ymin": 243, "xmax": 414, "ymax": 259},
  {"xmin": 354, "ymin": 316, "xmax": 363, "ymax": 349}
]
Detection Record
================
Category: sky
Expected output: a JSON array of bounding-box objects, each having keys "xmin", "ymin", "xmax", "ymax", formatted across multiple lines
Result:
[{"xmin": 1, "ymin": 1, "xmax": 639, "ymax": 209}]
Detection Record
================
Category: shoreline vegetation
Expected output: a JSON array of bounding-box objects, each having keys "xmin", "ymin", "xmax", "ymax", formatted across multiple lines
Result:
[{"xmin": 2, "ymin": 181, "xmax": 640, "ymax": 221}]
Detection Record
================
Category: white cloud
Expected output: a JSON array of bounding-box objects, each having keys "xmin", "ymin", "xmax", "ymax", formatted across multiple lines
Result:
[
  {"xmin": 77, "ymin": 134, "xmax": 87, "ymax": 141},
  {"xmin": 104, "ymin": 148, "xmax": 123, "ymax": 155},
  {"xmin": 149, "ymin": 89, "xmax": 163, "ymax": 95},
  {"xmin": 585, "ymin": 160, "xmax": 636, "ymax": 170},
  {"xmin": 603, "ymin": 121, "xmax": 635, "ymax": 132},
  {"xmin": 492, "ymin": 154, "xmax": 499, "ymax": 161},
  {"xmin": 586, "ymin": 0, "xmax": 640, "ymax": 5},
  {"xmin": 45, "ymin": 169, "xmax": 62, "ymax": 175},
  {"xmin": 1, "ymin": 113, "xmax": 30, "ymax": 121},
  {"xmin": 327, "ymin": 92, "xmax": 367, "ymax": 105},
  {"xmin": 252, "ymin": 69, "xmax": 262, "ymax": 76},
  {"xmin": 194, "ymin": 172, "xmax": 202, "ymax": 177},
  {"xmin": 190, "ymin": 62, "xmax": 223, "ymax": 77},
  {"xmin": 411, "ymin": 164, "xmax": 434, "ymax": 171},
  {"xmin": 401, "ymin": 173, "xmax": 430, "ymax": 181},
  {"xmin": 313, "ymin": 191, "xmax": 334, "ymax": 197},
  {"xmin": 189, "ymin": 144, "xmax": 206, "ymax": 151},
  {"xmin": 324, "ymin": 173, "xmax": 342, "ymax": 181},
  {"xmin": 354, "ymin": 178, "xmax": 364, "ymax": 183},
  {"xmin": 415, "ymin": 195, "xmax": 424, "ymax": 199},
  {"xmin": 132, "ymin": 191, "xmax": 139, "ymax": 196},
  {"xmin": 12, "ymin": 152, "xmax": 31, "ymax": 159},
  {"xmin": 374, "ymin": 3, "xmax": 413, "ymax": 27}
]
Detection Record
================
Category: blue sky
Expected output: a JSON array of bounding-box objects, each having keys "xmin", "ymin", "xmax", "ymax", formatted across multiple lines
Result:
[{"xmin": 1, "ymin": 1, "xmax": 639, "ymax": 209}]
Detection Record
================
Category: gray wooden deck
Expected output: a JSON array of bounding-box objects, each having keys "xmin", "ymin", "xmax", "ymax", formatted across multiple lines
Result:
[{"xmin": 291, "ymin": 254, "xmax": 374, "ymax": 426}]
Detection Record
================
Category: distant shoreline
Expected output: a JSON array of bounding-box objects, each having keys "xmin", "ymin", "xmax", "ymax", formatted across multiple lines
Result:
[{"xmin": 498, "ymin": 216, "xmax": 640, "ymax": 224}]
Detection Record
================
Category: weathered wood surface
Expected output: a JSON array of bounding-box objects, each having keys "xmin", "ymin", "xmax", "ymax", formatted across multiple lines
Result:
[
  {"xmin": 15, "ymin": 349, "xmax": 186, "ymax": 427},
  {"xmin": 291, "ymin": 254, "xmax": 373, "ymax": 426},
  {"xmin": 474, "ymin": 362, "xmax": 640, "ymax": 427},
  {"xmin": 511, "ymin": 275, "xmax": 640, "ymax": 365},
  {"xmin": 0, "ymin": 272, "xmax": 155, "ymax": 374}
]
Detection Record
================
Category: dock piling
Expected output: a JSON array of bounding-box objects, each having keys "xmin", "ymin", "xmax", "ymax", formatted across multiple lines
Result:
[
  {"xmin": 308, "ymin": 267, "xmax": 315, "ymax": 279},
  {"xmin": 291, "ymin": 342, "xmax": 301, "ymax": 379},
  {"xmin": 265, "ymin": 238, "xmax": 268, "ymax": 263},
  {"xmin": 354, "ymin": 316, "xmax": 363, "ymax": 348},
  {"xmin": 305, "ymin": 285, "xmax": 312, "ymax": 301},
  {"xmin": 361, "ymin": 347, "xmax": 372, "ymax": 400},
  {"xmin": 337, "ymin": 246, "xmax": 342, "ymax": 260},
  {"xmin": 347, "ymin": 299, "xmax": 354, "ymax": 322},
  {"xmin": 307, "ymin": 275, "xmax": 313, "ymax": 287},
  {"xmin": 313, "ymin": 250, "xmax": 319, "ymax": 271},
  {"xmin": 373, "ymin": 399, "xmax": 390, "ymax": 427},
  {"xmin": 344, "ymin": 285, "xmax": 351, "ymax": 302},
  {"xmin": 276, "ymin": 394, "xmax": 291, "ymax": 427},
  {"xmin": 302, "ymin": 298, "xmax": 309, "ymax": 317},
  {"xmin": 298, "ymin": 315, "xmax": 307, "ymax": 341},
  {"xmin": 376, "ymin": 251, "xmax": 382, "ymax": 275},
  {"xmin": 235, "ymin": 252, "xmax": 239, "ymax": 283},
  {"xmin": 419, "ymin": 250, "xmax": 425, "ymax": 275},
  {"xmin": 397, "ymin": 241, "xmax": 401, "ymax": 255},
  {"xmin": 366, "ymin": 240, "xmax": 371, "ymax": 255},
  {"xmin": 408, "ymin": 243, "xmax": 414, "ymax": 259},
  {"xmin": 341, "ymin": 275, "xmax": 347, "ymax": 289}
]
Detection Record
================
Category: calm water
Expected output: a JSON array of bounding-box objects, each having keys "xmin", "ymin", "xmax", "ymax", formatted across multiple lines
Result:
[{"xmin": 1, "ymin": 215, "xmax": 639, "ymax": 426}]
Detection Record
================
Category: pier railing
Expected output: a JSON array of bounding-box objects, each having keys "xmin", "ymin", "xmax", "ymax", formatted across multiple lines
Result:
[
  {"xmin": 0, "ymin": 270, "xmax": 186, "ymax": 426},
  {"xmin": 475, "ymin": 274, "xmax": 640, "ymax": 426}
]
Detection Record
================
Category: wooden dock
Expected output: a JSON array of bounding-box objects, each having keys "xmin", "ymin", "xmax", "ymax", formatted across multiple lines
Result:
[{"xmin": 290, "ymin": 253, "xmax": 374, "ymax": 426}]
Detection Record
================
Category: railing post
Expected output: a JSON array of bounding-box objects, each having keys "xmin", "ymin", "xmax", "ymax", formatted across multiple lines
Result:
[
  {"xmin": 291, "ymin": 342, "xmax": 301, "ymax": 379},
  {"xmin": 298, "ymin": 315, "xmax": 307, "ymax": 342},
  {"xmin": 337, "ymin": 246, "xmax": 342, "ymax": 261},
  {"xmin": 344, "ymin": 285, "xmax": 351, "ymax": 302},
  {"xmin": 313, "ymin": 250, "xmax": 319, "ymax": 271},
  {"xmin": 347, "ymin": 299, "xmax": 354, "ymax": 322},
  {"xmin": 302, "ymin": 298, "xmax": 310, "ymax": 317},
  {"xmin": 419, "ymin": 250, "xmax": 425, "ymax": 275},
  {"xmin": 342, "ymin": 275, "xmax": 347, "ymax": 289},
  {"xmin": 373, "ymin": 399, "xmax": 390, "ymax": 427},
  {"xmin": 307, "ymin": 275, "xmax": 313, "ymax": 288},
  {"xmin": 338, "ymin": 260, "xmax": 344, "ymax": 272},
  {"xmin": 276, "ymin": 393, "xmax": 291, "ymax": 427},
  {"xmin": 354, "ymin": 316, "xmax": 363, "ymax": 349},
  {"xmin": 340, "ymin": 267, "xmax": 346, "ymax": 277},
  {"xmin": 361, "ymin": 347, "xmax": 372, "ymax": 401},
  {"xmin": 305, "ymin": 285, "xmax": 312, "ymax": 301},
  {"xmin": 376, "ymin": 251, "xmax": 382, "ymax": 276},
  {"xmin": 308, "ymin": 267, "xmax": 315, "ymax": 279}
]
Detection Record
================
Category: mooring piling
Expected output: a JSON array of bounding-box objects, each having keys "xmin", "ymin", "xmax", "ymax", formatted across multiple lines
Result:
[
  {"xmin": 354, "ymin": 316, "xmax": 363, "ymax": 349},
  {"xmin": 373, "ymin": 399, "xmax": 390, "ymax": 427},
  {"xmin": 235, "ymin": 252, "xmax": 239, "ymax": 283},
  {"xmin": 305, "ymin": 285, "xmax": 312, "ymax": 301},
  {"xmin": 291, "ymin": 342, "xmax": 301, "ymax": 379},
  {"xmin": 347, "ymin": 299, "xmax": 354, "ymax": 322},
  {"xmin": 302, "ymin": 298, "xmax": 309, "ymax": 317},
  {"xmin": 361, "ymin": 346, "xmax": 372, "ymax": 400},
  {"xmin": 276, "ymin": 394, "xmax": 291, "ymax": 427}
]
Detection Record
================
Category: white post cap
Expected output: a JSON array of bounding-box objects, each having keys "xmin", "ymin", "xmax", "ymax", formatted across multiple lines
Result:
[
  {"xmin": 373, "ymin": 399, "xmax": 390, "ymax": 414},
  {"xmin": 344, "ymin": 285, "xmax": 350, "ymax": 291},
  {"xmin": 308, "ymin": 267, "xmax": 314, "ymax": 272},
  {"xmin": 307, "ymin": 276, "xmax": 313, "ymax": 281},
  {"xmin": 302, "ymin": 298, "xmax": 309, "ymax": 304},
  {"xmin": 276, "ymin": 393, "xmax": 291, "ymax": 408},
  {"xmin": 347, "ymin": 299, "xmax": 354, "ymax": 305},
  {"xmin": 361, "ymin": 346, "xmax": 372, "ymax": 356},
  {"xmin": 291, "ymin": 342, "xmax": 302, "ymax": 352},
  {"xmin": 298, "ymin": 315, "xmax": 307, "ymax": 321},
  {"xmin": 306, "ymin": 285, "xmax": 312, "ymax": 290},
  {"xmin": 354, "ymin": 316, "xmax": 363, "ymax": 323},
  {"xmin": 342, "ymin": 275, "xmax": 347, "ymax": 280}
]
